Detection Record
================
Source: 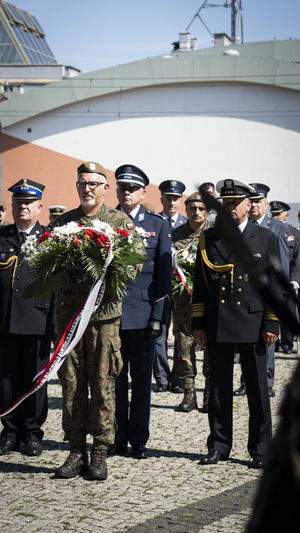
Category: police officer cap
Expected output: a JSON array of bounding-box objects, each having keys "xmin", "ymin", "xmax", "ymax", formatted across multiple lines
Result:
[
  {"xmin": 248, "ymin": 183, "xmax": 270, "ymax": 200},
  {"xmin": 115, "ymin": 164, "xmax": 149, "ymax": 188},
  {"xmin": 47, "ymin": 205, "xmax": 67, "ymax": 216},
  {"xmin": 185, "ymin": 192, "xmax": 203, "ymax": 205},
  {"xmin": 77, "ymin": 161, "xmax": 107, "ymax": 179},
  {"xmin": 159, "ymin": 180, "xmax": 185, "ymax": 197},
  {"xmin": 8, "ymin": 178, "xmax": 45, "ymax": 200},
  {"xmin": 216, "ymin": 178, "xmax": 255, "ymax": 199},
  {"xmin": 269, "ymin": 201, "xmax": 290, "ymax": 213}
]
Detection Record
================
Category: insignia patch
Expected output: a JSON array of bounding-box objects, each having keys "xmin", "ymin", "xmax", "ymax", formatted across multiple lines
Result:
[
  {"xmin": 90, "ymin": 162, "xmax": 96, "ymax": 170},
  {"xmin": 139, "ymin": 213, "xmax": 145, "ymax": 222},
  {"xmin": 287, "ymin": 235, "xmax": 295, "ymax": 241},
  {"xmin": 125, "ymin": 166, "xmax": 132, "ymax": 173},
  {"xmin": 0, "ymin": 253, "xmax": 5, "ymax": 260},
  {"xmin": 168, "ymin": 233, "xmax": 171, "ymax": 239},
  {"xmin": 225, "ymin": 179, "xmax": 233, "ymax": 188},
  {"xmin": 243, "ymin": 274, "xmax": 249, "ymax": 281},
  {"xmin": 170, "ymin": 180, "xmax": 177, "ymax": 187},
  {"xmin": 126, "ymin": 222, "xmax": 134, "ymax": 229},
  {"xmin": 253, "ymin": 253, "xmax": 261, "ymax": 258},
  {"xmin": 144, "ymin": 231, "xmax": 156, "ymax": 238}
]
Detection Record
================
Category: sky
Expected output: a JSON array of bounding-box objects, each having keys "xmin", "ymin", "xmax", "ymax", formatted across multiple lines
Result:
[{"xmin": 5, "ymin": 0, "xmax": 300, "ymax": 73}]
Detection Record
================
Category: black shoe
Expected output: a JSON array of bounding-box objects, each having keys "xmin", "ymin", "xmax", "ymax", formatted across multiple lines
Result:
[
  {"xmin": 252, "ymin": 454, "xmax": 266, "ymax": 468},
  {"xmin": 155, "ymin": 384, "xmax": 169, "ymax": 393},
  {"xmin": 107, "ymin": 444, "xmax": 128, "ymax": 456},
  {"xmin": 202, "ymin": 388, "xmax": 209, "ymax": 413},
  {"xmin": 282, "ymin": 344, "xmax": 292, "ymax": 354},
  {"xmin": 170, "ymin": 384, "xmax": 184, "ymax": 393},
  {"xmin": 0, "ymin": 440, "xmax": 17, "ymax": 455},
  {"xmin": 199, "ymin": 451, "xmax": 228, "ymax": 465},
  {"xmin": 132, "ymin": 445, "xmax": 148, "ymax": 459},
  {"xmin": 176, "ymin": 386, "xmax": 198, "ymax": 412},
  {"xmin": 269, "ymin": 387, "xmax": 276, "ymax": 398},
  {"xmin": 26, "ymin": 440, "xmax": 43, "ymax": 456},
  {"xmin": 55, "ymin": 446, "xmax": 88, "ymax": 478},
  {"xmin": 233, "ymin": 384, "xmax": 246, "ymax": 396},
  {"xmin": 88, "ymin": 449, "xmax": 108, "ymax": 480}
]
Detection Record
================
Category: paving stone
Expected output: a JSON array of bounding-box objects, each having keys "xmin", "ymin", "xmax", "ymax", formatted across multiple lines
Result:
[{"xmin": 0, "ymin": 344, "xmax": 298, "ymax": 532}]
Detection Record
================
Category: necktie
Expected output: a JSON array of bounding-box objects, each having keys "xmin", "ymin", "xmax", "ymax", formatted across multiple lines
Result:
[
  {"xmin": 168, "ymin": 217, "xmax": 174, "ymax": 231},
  {"xmin": 20, "ymin": 231, "xmax": 28, "ymax": 243},
  {"xmin": 252, "ymin": 220, "xmax": 259, "ymax": 225}
]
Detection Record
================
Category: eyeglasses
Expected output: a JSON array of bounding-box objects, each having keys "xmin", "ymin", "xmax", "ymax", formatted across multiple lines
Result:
[{"xmin": 76, "ymin": 181, "xmax": 105, "ymax": 190}]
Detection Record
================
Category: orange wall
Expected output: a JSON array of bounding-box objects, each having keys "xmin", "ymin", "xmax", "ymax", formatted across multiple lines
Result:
[{"xmin": 1, "ymin": 133, "xmax": 187, "ymax": 226}]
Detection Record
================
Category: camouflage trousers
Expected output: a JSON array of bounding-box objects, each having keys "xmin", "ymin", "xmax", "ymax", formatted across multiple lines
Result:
[
  {"xmin": 56, "ymin": 316, "xmax": 123, "ymax": 450},
  {"xmin": 174, "ymin": 295, "xmax": 209, "ymax": 390}
]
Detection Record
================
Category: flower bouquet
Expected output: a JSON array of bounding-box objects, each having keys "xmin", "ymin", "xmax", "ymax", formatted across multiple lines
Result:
[
  {"xmin": 172, "ymin": 240, "xmax": 197, "ymax": 301},
  {"xmin": 22, "ymin": 220, "xmax": 148, "ymax": 302}
]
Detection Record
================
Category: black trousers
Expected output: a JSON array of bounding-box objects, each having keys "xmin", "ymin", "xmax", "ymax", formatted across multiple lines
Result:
[
  {"xmin": 115, "ymin": 329, "xmax": 156, "ymax": 447},
  {"xmin": 207, "ymin": 340, "xmax": 272, "ymax": 458},
  {"xmin": 0, "ymin": 334, "xmax": 51, "ymax": 445}
]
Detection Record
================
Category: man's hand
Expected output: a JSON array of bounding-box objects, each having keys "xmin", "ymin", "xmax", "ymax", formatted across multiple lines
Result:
[
  {"xmin": 193, "ymin": 329, "xmax": 207, "ymax": 349},
  {"xmin": 263, "ymin": 331, "xmax": 278, "ymax": 347},
  {"xmin": 146, "ymin": 320, "xmax": 163, "ymax": 343}
]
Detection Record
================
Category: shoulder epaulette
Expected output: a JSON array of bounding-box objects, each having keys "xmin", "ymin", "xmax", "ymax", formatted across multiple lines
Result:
[{"xmin": 145, "ymin": 211, "xmax": 164, "ymax": 220}]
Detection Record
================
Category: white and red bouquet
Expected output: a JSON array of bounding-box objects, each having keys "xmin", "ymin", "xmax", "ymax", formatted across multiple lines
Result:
[{"xmin": 172, "ymin": 240, "xmax": 197, "ymax": 301}]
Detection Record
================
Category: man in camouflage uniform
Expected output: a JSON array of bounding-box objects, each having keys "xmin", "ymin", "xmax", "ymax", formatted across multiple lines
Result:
[
  {"xmin": 173, "ymin": 192, "xmax": 213, "ymax": 413},
  {"xmin": 54, "ymin": 161, "xmax": 142, "ymax": 480},
  {"xmin": 0, "ymin": 201, "xmax": 9, "ymax": 226}
]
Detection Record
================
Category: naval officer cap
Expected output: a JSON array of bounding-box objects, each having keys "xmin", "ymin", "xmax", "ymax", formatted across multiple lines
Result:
[
  {"xmin": 269, "ymin": 201, "xmax": 291, "ymax": 214},
  {"xmin": 248, "ymin": 183, "xmax": 270, "ymax": 200},
  {"xmin": 115, "ymin": 164, "xmax": 149, "ymax": 188},
  {"xmin": 77, "ymin": 161, "xmax": 107, "ymax": 179},
  {"xmin": 159, "ymin": 180, "xmax": 185, "ymax": 197},
  {"xmin": 47, "ymin": 205, "xmax": 67, "ymax": 216},
  {"xmin": 216, "ymin": 178, "xmax": 255, "ymax": 199},
  {"xmin": 8, "ymin": 178, "xmax": 45, "ymax": 200}
]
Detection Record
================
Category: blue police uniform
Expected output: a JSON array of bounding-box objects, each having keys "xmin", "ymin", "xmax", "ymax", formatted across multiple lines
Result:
[
  {"xmin": 113, "ymin": 166, "xmax": 172, "ymax": 456},
  {"xmin": 153, "ymin": 210, "xmax": 187, "ymax": 390}
]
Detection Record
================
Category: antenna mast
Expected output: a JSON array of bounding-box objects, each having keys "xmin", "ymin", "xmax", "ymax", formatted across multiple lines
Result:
[{"xmin": 186, "ymin": 1, "xmax": 243, "ymax": 45}]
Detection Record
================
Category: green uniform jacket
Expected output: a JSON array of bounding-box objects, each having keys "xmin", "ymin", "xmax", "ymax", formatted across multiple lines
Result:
[{"xmin": 54, "ymin": 203, "xmax": 143, "ymax": 321}]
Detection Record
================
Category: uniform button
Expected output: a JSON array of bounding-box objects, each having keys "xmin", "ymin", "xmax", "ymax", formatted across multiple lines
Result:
[
  {"xmin": 221, "ymin": 287, "xmax": 225, "ymax": 291},
  {"xmin": 15, "ymin": 289, "xmax": 19, "ymax": 292},
  {"xmin": 214, "ymin": 262, "xmax": 218, "ymax": 266},
  {"xmin": 16, "ymin": 275, "xmax": 20, "ymax": 280},
  {"xmin": 222, "ymin": 275, "xmax": 226, "ymax": 279},
  {"xmin": 237, "ymin": 288, "xmax": 242, "ymax": 293},
  {"xmin": 238, "ymin": 276, "xmax": 242, "ymax": 280},
  {"xmin": 236, "ymin": 301, "xmax": 241, "ymax": 306},
  {"xmin": 221, "ymin": 300, "xmax": 225, "ymax": 304}
]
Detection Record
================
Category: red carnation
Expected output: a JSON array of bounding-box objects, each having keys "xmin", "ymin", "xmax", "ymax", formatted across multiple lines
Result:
[
  {"xmin": 73, "ymin": 238, "xmax": 80, "ymax": 246},
  {"xmin": 118, "ymin": 228, "xmax": 128, "ymax": 238},
  {"xmin": 39, "ymin": 232, "xmax": 51, "ymax": 243}
]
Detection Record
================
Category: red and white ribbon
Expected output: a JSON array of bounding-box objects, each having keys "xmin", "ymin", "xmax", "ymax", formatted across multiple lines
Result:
[{"xmin": 0, "ymin": 229, "xmax": 113, "ymax": 417}]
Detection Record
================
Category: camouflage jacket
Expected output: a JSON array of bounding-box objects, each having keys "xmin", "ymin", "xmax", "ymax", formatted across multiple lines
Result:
[{"xmin": 54, "ymin": 203, "xmax": 143, "ymax": 321}]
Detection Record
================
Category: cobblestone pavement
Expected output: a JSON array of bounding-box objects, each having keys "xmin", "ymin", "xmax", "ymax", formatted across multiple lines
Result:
[{"xmin": 0, "ymin": 341, "xmax": 298, "ymax": 533}]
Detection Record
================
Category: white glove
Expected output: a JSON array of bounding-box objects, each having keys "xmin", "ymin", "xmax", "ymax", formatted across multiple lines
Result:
[{"xmin": 290, "ymin": 281, "xmax": 300, "ymax": 290}]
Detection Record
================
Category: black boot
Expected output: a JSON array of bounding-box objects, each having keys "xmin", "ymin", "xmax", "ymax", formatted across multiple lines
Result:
[
  {"xmin": 55, "ymin": 445, "xmax": 88, "ymax": 478},
  {"xmin": 176, "ymin": 386, "xmax": 197, "ymax": 412}
]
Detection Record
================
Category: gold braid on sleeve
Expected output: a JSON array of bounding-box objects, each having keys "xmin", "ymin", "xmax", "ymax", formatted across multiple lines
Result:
[
  {"xmin": 199, "ymin": 231, "xmax": 235, "ymax": 292},
  {"xmin": 0, "ymin": 256, "xmax": 18, "ymax": 287}
]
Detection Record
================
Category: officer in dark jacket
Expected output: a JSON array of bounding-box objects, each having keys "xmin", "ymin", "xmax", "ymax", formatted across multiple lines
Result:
[
  {"xmin": 0, "ymin": 179, "xmax": 55, "ymax": 456},
  {"xmin": 153, "ymin": 179, "xmax": 187, "ymax": 393},
  {"xmin": 108, "ymin": 165, "xmax": 172, "ymax": 459},
  {"xmin": 192, "ymin": 178, "xmax": 280, "ymax": 468},
  {"xmin": 270, "ymin": 200, "xmax": 300, "ymax": 353}
]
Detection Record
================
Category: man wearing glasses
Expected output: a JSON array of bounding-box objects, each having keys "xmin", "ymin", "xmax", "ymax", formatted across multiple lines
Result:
[{"xmin": 53, "ymin": 161, "xmax": 142, "ymax": 481}]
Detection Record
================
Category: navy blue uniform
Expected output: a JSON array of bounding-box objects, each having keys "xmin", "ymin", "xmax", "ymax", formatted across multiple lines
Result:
[
  {"xmin": 153, "ymin": 211, "xmax": 187, "ymax": 388},
  {"xmin": 0, "ymin": 223, "xmax": 55, "ymax": 447},
  {"xmin": 115, "ymin": 206, "xmax": 172, "ymax": 446}
]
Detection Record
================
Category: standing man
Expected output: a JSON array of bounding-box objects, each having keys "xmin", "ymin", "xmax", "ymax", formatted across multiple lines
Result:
[
  {"xmin": 242, "ymin": 184, "xmax": 289, "ymax": 397},
  {"xmin": 47, "ymin": 205, "xmax": 66, "ymax": 229},
  {"xmin": 192, "ymin": 178, "xmax": 280, "ymax": 467},
  {"xmin": 153, "ymin": 180, "xmax": 187, "ymax": 393},
  {"xmin": 200, "ymin": 182, "xmax": 218, "ymax": 223},
  {"xmin": 0, "ymin": 179, "xmax": 55, "ymax": 456},
  {"xmin": 109, "ymin": 165, "xmax": 172, "ymax": 459},
  {"xmin": 54, "ymin": 161, "xmax": 141, "ymax": 480},
  {"xmin": 270, "ymin": 200, "xmax": 300, "ymax": 353},
  {"xmin": 0, "ymin": 200, "xmax": 9, "ymax": 226},
  {"xmin": 173, "ymin": 193, "xmax": 212, "ymax": 413}
]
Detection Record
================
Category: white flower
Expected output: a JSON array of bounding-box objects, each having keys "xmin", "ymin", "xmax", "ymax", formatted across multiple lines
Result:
[
  {"xmin": 180, "ymin": 250, "xmax": 189, "ymax": 259},
  {"xmin": 21, "ymin": 235, "xmax": 38, "ymax": 255},
  {"xmin": 90, "ymin": 220, "xmax": 115, "ymax": 236},
  {"xmin": 135, "ymin": 226, "xmax": 147, "ymax": 237}
]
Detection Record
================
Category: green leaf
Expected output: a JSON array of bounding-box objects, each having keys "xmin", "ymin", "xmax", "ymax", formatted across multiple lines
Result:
[
  {"xmin": 22, "ymin": 272, "xmax": 67, "ymax": 303},
  {"xmin": 113, "ymin": 252, "xmax": 149, "ymax": 265}
]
